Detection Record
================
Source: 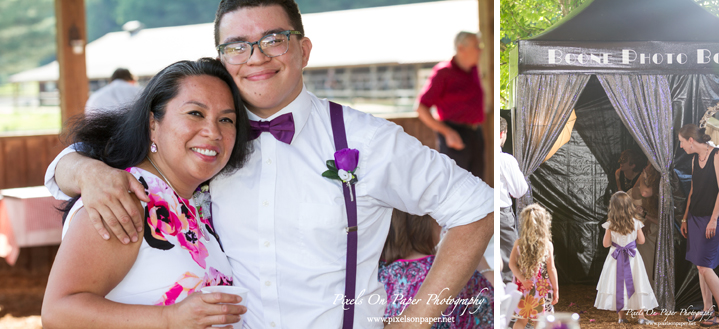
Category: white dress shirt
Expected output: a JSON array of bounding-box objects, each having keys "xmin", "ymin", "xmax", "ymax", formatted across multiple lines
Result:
[
  {"xmin": 45, "ymin": 86, "xmax": 493, "ymax": 329},
  {"xmin": 85, "ymin": 79, "xmax": 142, "ymax": 114},
  {"xmin": 498, "ymin": 151, "xmax": 528, "ymax": 208}
]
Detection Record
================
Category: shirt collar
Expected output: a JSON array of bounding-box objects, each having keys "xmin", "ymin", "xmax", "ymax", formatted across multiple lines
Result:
[
  {"xmin": 245, "ymin": 84, "xmax": 311, "ymax": 145},
  {"xmin": 450, "ymin": 56, "xmax": 477, "ymax": 74}
]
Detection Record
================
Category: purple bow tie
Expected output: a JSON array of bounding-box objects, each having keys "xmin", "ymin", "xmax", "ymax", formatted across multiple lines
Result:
[{"xmin": 249, "ymin": 112, "xmax": 295, "ymax": 144}]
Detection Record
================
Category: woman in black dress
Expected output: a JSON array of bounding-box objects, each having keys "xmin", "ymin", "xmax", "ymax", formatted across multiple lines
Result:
[{"xmin": 678, "ymin": 124, "xmax": 719, "ymax": 325}]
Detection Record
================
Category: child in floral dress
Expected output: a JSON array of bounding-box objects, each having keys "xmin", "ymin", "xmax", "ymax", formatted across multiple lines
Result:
[
  {"xmin": 379, "ymin": 210, "xmax": 494, "ymax": 328},
  {"xmin": 509, "ymin": 204, "xmax": 558, "ymax": 329}
]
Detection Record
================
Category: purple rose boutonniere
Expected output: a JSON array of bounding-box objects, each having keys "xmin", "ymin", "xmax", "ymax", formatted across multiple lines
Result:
[{"xmin": 322, "ymin": 148, "xmax": 359, "ymax": 201}]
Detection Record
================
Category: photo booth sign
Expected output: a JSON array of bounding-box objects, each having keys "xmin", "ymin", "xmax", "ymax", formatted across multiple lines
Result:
[{"xmin": 517, "ymin": 41, "xmax": 719, "ymax": 74}]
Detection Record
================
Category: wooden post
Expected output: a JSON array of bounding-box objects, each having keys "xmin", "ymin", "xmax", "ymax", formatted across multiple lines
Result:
[
  {"xmin": 55, "ymin": 0, "xmax": 88, "ymax": 130},
  {"xmin": 478, "ymin": 0, "xmax": 493, "ymax": 187}
]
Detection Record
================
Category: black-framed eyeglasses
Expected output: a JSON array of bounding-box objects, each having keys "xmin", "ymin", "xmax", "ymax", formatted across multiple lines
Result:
[{"xmin": 216, "ymin": 30, "xmax": 303, "ymax": 65}]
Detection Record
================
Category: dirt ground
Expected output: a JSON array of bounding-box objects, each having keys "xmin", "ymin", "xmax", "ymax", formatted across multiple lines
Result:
[
  {"xmin": 0, "ymin": 246, "xmax": 55, "ymax": 329},
  {"xmin": 548, "ymin": 284, "xmax": 697, "ymax": 328},
  {"xmin": 0, "ymin": 248, "xmax": 708, "ymax": 329}
]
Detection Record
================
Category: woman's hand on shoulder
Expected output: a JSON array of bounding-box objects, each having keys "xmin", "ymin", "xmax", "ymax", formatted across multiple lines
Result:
[{"xmin": 164, "ymin": 291, "xmax": 246, "ymax": 329}]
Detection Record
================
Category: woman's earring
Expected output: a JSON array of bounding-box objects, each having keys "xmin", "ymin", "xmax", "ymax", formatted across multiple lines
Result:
[{"xmin": 151, "ymin": 142, "xmax": 158, "ymax": 153}]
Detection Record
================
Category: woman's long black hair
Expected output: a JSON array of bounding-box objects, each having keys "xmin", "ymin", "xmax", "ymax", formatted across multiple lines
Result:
[{"xmin": 62, "ymin": 58, "xmax": 251, "ymax": 221}]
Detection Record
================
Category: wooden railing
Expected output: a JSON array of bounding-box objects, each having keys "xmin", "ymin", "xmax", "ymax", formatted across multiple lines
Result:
[
  {"xmin": 0, "ymin": 117, "xmax": 435, "ymax": 280},
  {"xmin": 383, "ymin": 113, "xmax": 437, "ymax": 150},
  {"xmin": 0, "ymin": 133, "xmax": 66, "ymax": 190},
  {"xmin": 0, "ymin": 116, "xmax": 434, "ymax": 191}
]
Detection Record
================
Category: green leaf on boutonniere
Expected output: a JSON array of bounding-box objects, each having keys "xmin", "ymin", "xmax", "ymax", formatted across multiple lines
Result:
[
  {"xmin": 322, "ymin": 169, "xmax": 340, "ymax": 180},
  {"xmin": 326, "ymin": 160, "xmax": 336, "ymax": 170}
]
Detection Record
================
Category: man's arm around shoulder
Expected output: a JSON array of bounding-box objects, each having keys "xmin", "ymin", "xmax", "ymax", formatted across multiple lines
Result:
[{"xmin": 49, "ymin": 150, "xmax": 148, "ymax": 244}]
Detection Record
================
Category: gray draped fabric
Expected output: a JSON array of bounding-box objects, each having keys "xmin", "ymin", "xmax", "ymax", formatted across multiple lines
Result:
[
  {"xmin": 597, "ymin": 75, "xmax": 675, "ymax": 310},
  {"xmin": 514, "ymin": 74, "xmax": 591, "ymax": 212}
]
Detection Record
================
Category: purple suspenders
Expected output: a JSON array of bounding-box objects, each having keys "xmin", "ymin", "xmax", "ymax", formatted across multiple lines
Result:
[{"xmin": 329, "ymin": 101, "xmax": 358, "ymax": 329}]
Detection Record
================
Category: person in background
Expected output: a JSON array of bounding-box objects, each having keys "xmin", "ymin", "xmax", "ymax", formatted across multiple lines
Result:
[
  {"xmin": 85, "ymin": 68, "xmax": 143, "ymax": 114},
  {"xmin": 678, "ymin": 124, "xmax": 719, "ymax": 325},
  {"xmin": 416, "ymin": 31, "xmax": 485, "ymax": 179},
  {"xmin": 379, "ymin": 209, "xmax": 493, "ymax": 328},
  {"xmin": 615, "ymin": 149, "xmax": 646, "ymax": 192},
  {"xmin": 626, "ymin": 164, "xmax": 660, "ymax": 287},
  {"xmin": 499, "ymin": 117, "xmax": 527, "ymax": 283}
]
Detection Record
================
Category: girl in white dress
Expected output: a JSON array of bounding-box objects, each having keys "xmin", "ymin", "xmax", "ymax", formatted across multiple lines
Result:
[{"xmin": 595, "ymin": 191, "xmax": 659, "ymax": 324}]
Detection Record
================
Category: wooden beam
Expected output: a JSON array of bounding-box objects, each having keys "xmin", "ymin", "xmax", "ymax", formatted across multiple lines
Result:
[
  {"xmin": 55, "ymin": 0, "xmax": 88, "ymax": 130},
  {"xmin": 478, "ymin": 0, "xmax": 494, "ymax": 187}
]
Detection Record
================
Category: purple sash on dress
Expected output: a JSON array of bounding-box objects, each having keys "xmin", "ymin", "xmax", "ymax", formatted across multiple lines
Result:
[{"xmin": 612, "ymin": 240, "xmax": 637, "ymax": 311}]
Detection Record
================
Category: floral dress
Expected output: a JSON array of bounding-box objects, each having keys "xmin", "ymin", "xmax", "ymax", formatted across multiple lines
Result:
[
  {"xmin": 513, "ymin": 259, "xmax": 553, "ymax": 321},
  {"xmin": 62, "ymin": 167, "xmax": 234, "ymax": 305},
  {"xmin": 379, "ymin": 255, "xmax": 494, "ymax": 329}
]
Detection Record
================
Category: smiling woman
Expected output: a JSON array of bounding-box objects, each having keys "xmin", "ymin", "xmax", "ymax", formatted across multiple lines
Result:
[{"xmin": 41, "ymin": 58, "xmax": 253, "ymax": 329}]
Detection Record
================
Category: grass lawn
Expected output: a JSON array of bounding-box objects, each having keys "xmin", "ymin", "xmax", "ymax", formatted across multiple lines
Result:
[
  {"xmin": 0, "ymin": 82, "xmax": 39, "ymax": 97},
  {"xmin": 0, "ymin": 108, "xmax": 61, "ymax": 133}
]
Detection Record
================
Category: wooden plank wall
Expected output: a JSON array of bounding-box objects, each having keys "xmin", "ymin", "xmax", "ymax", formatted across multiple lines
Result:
[
  {"xmin": 385, "ymin": 115, "xmax": 437, "ymax": 150},
  {"xmin": 0, "ymin": 134, "xmax": 66, "ymax": 190},
  {"xmin": 0, "ymin": 119, "xmax": 433, "ymax": 278},
  {"xmin": 0, "ymin": 118, "xmax": 433, "ymax": 191}
]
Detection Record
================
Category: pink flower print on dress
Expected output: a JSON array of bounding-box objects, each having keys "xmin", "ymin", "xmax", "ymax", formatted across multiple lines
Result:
[
  {"xmin": 177, "ymin": 228, "xmax": 209, "ymax": 268},
  {"xmin": 146, "ymin": 193, "xmax": 181, "ymax": 241},
  {"xmin": 155, "ymin": 272, "xmax": 202, "ymax": 306},
  {"xmin": 156, "ymin": 268, "xmax": 234, "ymax": 305},
  {"xmin": 174, "ymin": 200, "xmax": 209, "ymax": 269},
  {"xmin": 203, "ymin": 267, "xmax": 234, "ymax": 287}
]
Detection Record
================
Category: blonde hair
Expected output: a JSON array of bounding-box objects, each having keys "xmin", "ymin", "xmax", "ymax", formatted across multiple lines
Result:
[
  {"xmin": 608, "ymin": 191, "xmax": 636, "ymax": 235},
  {"xmin": 517, "ymin": 204, "xmax": 552, "ymax": 279}
]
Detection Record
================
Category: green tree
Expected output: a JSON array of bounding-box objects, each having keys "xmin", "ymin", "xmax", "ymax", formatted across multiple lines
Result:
[
  {"xmin": 696, "ymin": 0, "xmax": 719, "ymax": 15},
  {"xmin": 86, "ymin": 0, "xmax": 121, "ymax": 42},
  {"xmin": 0, "ymin": 0, "xmax": 449, "ymax": 84},
  {"xmin": 500, "ymin": 0, "xmax": 719, "ymax": 108},
  {"xmin": 112, "ymin": 0, "xmax": 217, "ymax": 31},
  {"xmin": 499, "ymin": 0, "xmax": 586, "ymax": 108},
  {"xmin": 0, "ymin": 0, "xmax": 55, "ymax": 83},
  {"xmin": 86, "ymin": 0, "xmax": 439, "ymax": 43},
  {"xmin": 296, "ymin": 0, "xmax": 437, "ymax": 12}
]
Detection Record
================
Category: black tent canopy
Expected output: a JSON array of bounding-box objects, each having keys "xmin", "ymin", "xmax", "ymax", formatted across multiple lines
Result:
[{"xmin": 509, "ymin": 0, "xmax": 719, "ymax": 311}]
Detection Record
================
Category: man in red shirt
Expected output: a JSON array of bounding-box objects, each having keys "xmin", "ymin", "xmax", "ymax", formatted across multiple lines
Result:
[{"xmin": 416, "ymin": 31, "xmax": 485, "ymax": 179}]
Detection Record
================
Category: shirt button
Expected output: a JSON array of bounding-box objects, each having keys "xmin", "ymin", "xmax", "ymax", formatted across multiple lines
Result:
[
  {"xmin": 266, "ymin": 158, "xmax": 272, "ymax": 165},
  {"xmin": 263, "ymin": 200, "xmax": 269, "ymax": 206},
  {"xmin": 264, "ymin": 241, "xmax": 270, "ymax": 247},
  {"xmin": 265, "ymin": 281, "xmax": 271, "ymax": 286},
  {"xmin": 270, "ymin": 322, "xmax": 276, "ymax": 327}
]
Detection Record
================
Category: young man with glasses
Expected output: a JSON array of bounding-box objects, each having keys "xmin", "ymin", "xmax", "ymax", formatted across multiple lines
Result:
[{"xmin": 45, "ymin": 0, "xmax": 494, "ymax": 328}]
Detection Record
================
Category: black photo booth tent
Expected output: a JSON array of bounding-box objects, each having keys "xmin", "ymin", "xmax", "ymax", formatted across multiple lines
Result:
[{"xmin": 509, "ymin": 0, "xmax": 719, "ymax": 310}]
